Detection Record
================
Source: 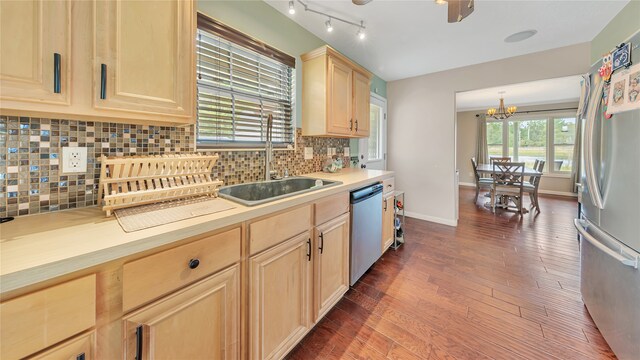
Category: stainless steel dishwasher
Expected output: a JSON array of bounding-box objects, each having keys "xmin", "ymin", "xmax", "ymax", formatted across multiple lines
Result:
[{"xmin": 350, "ymin": 183, "xmax": 383, "ymax": 285}]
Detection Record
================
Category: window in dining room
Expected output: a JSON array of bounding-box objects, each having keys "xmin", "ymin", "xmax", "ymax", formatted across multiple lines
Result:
[
  {"xmin": 486, "ymin": 121, "xmax": 503, "ymax": 158},
  {"xmin": 485, "ymin": 113, "xmax": 576, "ymax": 174},
  {"xmin": 552, "ymin": 117, "xmax": 576, "ymax": 172},
  {"xmin": 510, "ymin": 119, "xmax": 547, "ymax": 169}
]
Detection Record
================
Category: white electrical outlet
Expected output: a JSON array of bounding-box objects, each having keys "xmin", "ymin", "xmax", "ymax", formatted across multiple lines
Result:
[
  {"xmin": 344, "ymin": 147, "xmax": 350, "ymax": 157},
  {"xmin": 327, "ymin": 148, "xmax": 332, "ymax": 156},
  {"xmin": 304, "ymin": 147, "xmax": 313, "ymax": 160},
  {"xmin": 62, "ymin": 147, "xmax": 88, "ymax": 173}
]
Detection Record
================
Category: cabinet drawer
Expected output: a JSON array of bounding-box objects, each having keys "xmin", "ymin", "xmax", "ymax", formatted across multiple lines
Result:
[
  {"xmin": 0, "ymin": 275, "xmax": 96, "ymax": 360},
  {"xmin": 29, "ymin": 331, "xmax": 95, "ymax": 360},
  {"xmin": 315, "ymin": 192, "xmax": 349, "ymax": 225},
  {"xmin": 249, "ymin": 205, "xmax": 312, "ymax": 255},
  {"xmin": 383, "ymin": 177, "xmax": 395, "ymax": 195},
  {"xmin": 123, "ymin": 227, "xmax": 241, "ymax": 312}
]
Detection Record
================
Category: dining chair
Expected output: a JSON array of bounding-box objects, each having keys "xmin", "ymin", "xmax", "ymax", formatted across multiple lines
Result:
[
  {"xmin": 490, "ymin": 156, "xmax": 511, "ymax": 165},
  {"xmin": 524, "ymin": 160, "xmax": 545, "ymax": 213},
  {"xmin": 491, "ymin": 162, "xmax": 525, "ymax": 214},
  {"xmin": 471, "ymin": 157, "xmax": 493, "ymax": 203}
]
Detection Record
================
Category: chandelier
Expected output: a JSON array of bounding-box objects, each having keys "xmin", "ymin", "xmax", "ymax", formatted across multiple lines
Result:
[{"xmin": 486, "ymin": 92, "xmax": 517, "ymax": 120}]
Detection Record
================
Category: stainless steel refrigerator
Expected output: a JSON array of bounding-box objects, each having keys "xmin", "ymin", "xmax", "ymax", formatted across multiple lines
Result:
[{"xmin": 575, "ymin": 32, "xmax": 640, "ymax": 360}]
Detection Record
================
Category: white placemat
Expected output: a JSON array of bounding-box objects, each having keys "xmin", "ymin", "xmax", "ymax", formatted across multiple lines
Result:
[{"xmin": 114, "ymin": 197, "xmax": 236, "ymax": 232}]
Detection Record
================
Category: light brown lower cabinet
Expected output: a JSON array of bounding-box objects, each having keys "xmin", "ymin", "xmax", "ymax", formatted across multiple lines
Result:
[
  {"xmin": 249, "ymin": 231, "xmax": 312, "ymax": 360},
  {"xmin": 123, "ymin": 264, "xmax": 240, "ymax": 360},
  {"xmin": 29, "ymin": 331, "xmax": 95, "ymax": 360},
  {"xmin": 314, "ymin": 212, "xmax": 350, "ymax": 321},
  {"xmin": 382, "ymin": 193, "xmax": 395, "ymax": 252}
]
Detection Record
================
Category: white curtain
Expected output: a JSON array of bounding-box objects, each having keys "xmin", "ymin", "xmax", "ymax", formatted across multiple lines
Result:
[{"xmin": 476, "ymin": 114, "xmax": 489, "ymax": 164}]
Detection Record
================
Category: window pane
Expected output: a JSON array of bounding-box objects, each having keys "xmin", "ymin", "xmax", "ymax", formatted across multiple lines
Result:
[
  {"xmin": 512, "ymin": 119, "xmax": 547, "ymax": 169},
  {"xmin": 196, "ymin": 29, "xmax": 294, "ymax": 147},
  {"xmin": 553, "ymin": 117, "xmax": 576, "ymax": 171},
  {"xmin": 486, "ymin": 122, "xmax": 502, "ymax": 159},
  {"xmin": 368, "ymin": 103, "xmax": 382, "ymax": 160}
]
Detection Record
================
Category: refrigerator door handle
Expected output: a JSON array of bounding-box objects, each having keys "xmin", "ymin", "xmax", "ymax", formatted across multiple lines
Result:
[
  {"xmin": 575, "ymin": 219, "xmax": 639, "ymax": 269},
  {"xmin": 584, "ymin": 77, "xmax": 604, "ymax": 210}
]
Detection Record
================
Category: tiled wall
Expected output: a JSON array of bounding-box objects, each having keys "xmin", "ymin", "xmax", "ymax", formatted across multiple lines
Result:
[{"xmin": 0, "ymin": 116, "xmax": 350, "ymax": 217}]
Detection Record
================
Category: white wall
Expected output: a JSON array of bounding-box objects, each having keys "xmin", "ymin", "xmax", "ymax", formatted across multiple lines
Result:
[{"xmin": 387, "ymin": 43, "xmax": 590, "ymax": 226}]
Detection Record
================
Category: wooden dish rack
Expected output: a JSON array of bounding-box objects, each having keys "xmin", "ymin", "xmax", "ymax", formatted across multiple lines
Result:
[{"xmin": 98, "ymin": 154, "xmax": 223, "ymax": 217}]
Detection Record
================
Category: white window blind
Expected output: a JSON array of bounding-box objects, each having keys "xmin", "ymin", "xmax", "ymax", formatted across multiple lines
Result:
[{"xmin": 196, "ymin": 28, "xmax": 294, "ymax": 148}]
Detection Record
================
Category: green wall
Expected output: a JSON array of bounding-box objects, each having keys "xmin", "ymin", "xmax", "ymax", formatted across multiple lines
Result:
[
  {"xmin": 197, "ymin": 0, "xmax": 387, "ymax": 128},
  {"xmin": 590, "ymin": 1, "xmax": 640, "ymax": 64}
]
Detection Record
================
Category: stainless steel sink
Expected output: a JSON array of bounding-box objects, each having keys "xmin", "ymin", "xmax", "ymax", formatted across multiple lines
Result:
[{"xmin": 218, "ymin": 177, "xmax": 342, "ymax": 206}]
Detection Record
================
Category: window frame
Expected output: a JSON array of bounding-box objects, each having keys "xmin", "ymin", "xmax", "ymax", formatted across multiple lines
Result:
[
  {"xmin": 486, "ymin": 111, "xmax": 576, "ymax": 176},
  {"xmin": 195, "ymin": 12, "xmax": 296, "ymax": 150}
]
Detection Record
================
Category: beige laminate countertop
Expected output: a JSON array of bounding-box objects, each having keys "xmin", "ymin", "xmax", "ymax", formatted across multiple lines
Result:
[{"xmin": 0, "ymin": 169, "xmax": 393, "ymax": 295}]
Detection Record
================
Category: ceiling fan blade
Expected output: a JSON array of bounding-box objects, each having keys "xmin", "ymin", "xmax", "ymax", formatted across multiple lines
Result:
[
  {"xmin": 448, "ymin": 0, "xmax": 474, "ymax": 23},
  {"xmin": 352, "ymin": 0, "xmax": 373, "ymax": 5}
]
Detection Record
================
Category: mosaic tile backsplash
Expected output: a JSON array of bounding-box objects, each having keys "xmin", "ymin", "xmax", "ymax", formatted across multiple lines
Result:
[{"xmin": 0, "ymin": 116, "xmax": 350, "ymax": 218}]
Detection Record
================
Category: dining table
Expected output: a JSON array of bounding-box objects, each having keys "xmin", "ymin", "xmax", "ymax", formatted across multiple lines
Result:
[
  {"xmin": 476, "ymin": 163, "xmax": 543, "ymax": 177},
  {"xmin": 475, "ymin": 163, "xmax": 543, "ymax": 214}
]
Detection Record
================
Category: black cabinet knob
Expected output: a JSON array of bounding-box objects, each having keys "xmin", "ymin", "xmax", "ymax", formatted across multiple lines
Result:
[{"xmin": 188, "ymin": 258, "xmax": 200, "ymax": 269}]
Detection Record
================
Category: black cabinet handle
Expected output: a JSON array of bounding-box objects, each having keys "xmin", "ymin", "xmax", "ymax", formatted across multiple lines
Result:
[
  {"xmin": 135, "ymin": 325, "xmax": 143, "ymax": 360},
  {"xmin": 355, "ymin": 119, "xmax": 358, "ymax": 131},
  {"xmin": 384, "ymin": 199, "xmax": 387, "ymax": 211},
  {"xmin": 188, "ymin": 258, "xmax": 200, "ymax": 269},
  {"xmin": 319, "ymin": 232, "xmax": 324, "ymax": 254},
  {"xmin": 76, "ymin": 353, "xmax": 85, "ymax": 360},
  {"xmin": 306, "ymin": 238, "xmax": 311, "ymax": 261},
  {"xmin": 100, "ymin": 64, "xmax": 107, "ymax": 99},
  {"xmin": 53, "ymin": 53, "xmax": 61, "ymax": 94},
  {"xmin": 350, "ymin": 118, "xmax": 353, "ymax": 131}
]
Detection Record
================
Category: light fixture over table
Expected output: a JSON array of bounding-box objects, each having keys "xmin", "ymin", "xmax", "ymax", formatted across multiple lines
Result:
[{"xmin": 486, "ymin": 92, "xmax": 517, "ymax": 120}]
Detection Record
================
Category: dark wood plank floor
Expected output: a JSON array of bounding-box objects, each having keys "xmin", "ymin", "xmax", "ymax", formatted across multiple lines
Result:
[{"xmin": 287, "ymin": 187, "xmax": 616, "ymax": 359}]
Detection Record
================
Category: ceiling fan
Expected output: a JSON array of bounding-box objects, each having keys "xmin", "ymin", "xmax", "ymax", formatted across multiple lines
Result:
[{"xmin": 351, "ymin": 0, "xmax": 475, "ymax": 23}]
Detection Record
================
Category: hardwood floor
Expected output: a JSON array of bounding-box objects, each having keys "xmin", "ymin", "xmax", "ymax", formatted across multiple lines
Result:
[{"xmin": 287, "ymin": 187, "xmax": 616, "ymax": 359}]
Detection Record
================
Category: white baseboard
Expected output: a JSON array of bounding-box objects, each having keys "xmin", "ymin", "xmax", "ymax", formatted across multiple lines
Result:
[
  {"xmin": 458, "ymin": 182, "xmax": 577, "ymax": 197},
  {"xmin": 537, "ymin": 189, "xmax": 578, "ymax": 197},
  {"xmin": 405, "ymin": 211, "xmax": 457, "ymax": 227}
]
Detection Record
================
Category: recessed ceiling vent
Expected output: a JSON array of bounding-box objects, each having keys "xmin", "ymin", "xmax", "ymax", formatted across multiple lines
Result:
[{"xmin": 504, "ymin": 30, "xmax": 538, "ymax": 43}]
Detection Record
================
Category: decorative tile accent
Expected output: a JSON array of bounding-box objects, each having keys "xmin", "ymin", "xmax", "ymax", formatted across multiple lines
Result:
[{"xmin": 0, "ymin": 116, "xmax": 350, "ymax": 217}]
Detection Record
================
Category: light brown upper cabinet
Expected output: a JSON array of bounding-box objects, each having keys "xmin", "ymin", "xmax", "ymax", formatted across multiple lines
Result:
[
  {"xmin": 0, "ymin": 0, "xmax": 195, "ymax": 125},
  {"xmin": 93, "ymin": 0, "xmax": 195, "ymax": 122},
  {"xmin": 0, "ymin": 0, "xmax": 71, "ymax": 106},
  {"xmin": 301, "ymin": 46, "xmax": 372, "ymax": 138}
]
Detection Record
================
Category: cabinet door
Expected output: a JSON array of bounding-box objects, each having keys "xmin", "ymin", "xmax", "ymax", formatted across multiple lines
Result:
[
  {"xmin": 123, "ymin": 265, "xmax": 240, "ymax": 360},
  {"xmin": 353, "ymin": 71, "xmax": 371, "ymax": 137},
  {"xmin": 94, "ymin": 0, "xmax": 194, "ymax": 121},
  {"xmin": 382, "ymin": 195, "xmax": 394, "ymax": 251},
  {"xmin": 29, "ymin": 332, "xmax": 94, "ymax": 360},
  {"xmin": 0, "ymin": 0, "xmax": 70, "ymax": 105},
  {"xmin": 250, "ymin": 232, "xmax": 312, "ymax": 360},
  {"xmin": 314, "ymin": 213, "xmax": 350, "ymax": 321},
  {"xmin": 327, "ymin": 56, "xmax": 353, "ymax": 135}
]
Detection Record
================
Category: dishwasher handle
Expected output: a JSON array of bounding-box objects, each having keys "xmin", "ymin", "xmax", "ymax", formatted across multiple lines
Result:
[{"xmin": 351, "ymin": 184, "xmax": 384, "ymax": 204}]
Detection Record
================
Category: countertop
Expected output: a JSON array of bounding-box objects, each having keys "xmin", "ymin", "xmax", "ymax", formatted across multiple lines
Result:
[{"xmin": 0, "ymin": 169, "xmax": 393, "ymax": 295}]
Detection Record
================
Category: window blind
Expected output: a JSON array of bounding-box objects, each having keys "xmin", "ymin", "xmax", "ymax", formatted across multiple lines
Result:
[{"xmin": 196, "ymin": 26, "xmax": 294, "ymax": 148}]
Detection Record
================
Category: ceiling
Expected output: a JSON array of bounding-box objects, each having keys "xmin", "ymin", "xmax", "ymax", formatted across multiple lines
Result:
[
  {"xmin": 265, "ymin": 0, "xmax": 629, "ymax": 81},
  {"xmin": 456, "ymin": 75, "xmax": 582, "ymax": 111}
]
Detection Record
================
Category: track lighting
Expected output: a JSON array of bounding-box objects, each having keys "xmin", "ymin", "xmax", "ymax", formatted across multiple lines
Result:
[
  {"xmin": 325, "ymin": 19, "xmax": 333, "ymax": 32},
  {"xmin": 357, "ymin": 22, "xmax": 366, "ymax": 40},
  {"xmin": 296, "ymin": 0, "xmax": 368, "ymax": 40}
]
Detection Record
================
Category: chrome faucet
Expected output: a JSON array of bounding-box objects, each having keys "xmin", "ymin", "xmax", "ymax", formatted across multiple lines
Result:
[{"xmin": 265, "ymin": 114, "xmax": 274, "ymax": 181}]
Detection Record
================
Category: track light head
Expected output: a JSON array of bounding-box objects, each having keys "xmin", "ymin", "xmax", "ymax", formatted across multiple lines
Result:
[
  {"xmin": 325, "ymin": 19, "xmax": 333, "ymax": 32},
  {"xmin": 288, "ymin": 1, "xmax": 295, "ymax": 14},
  {"xmin": 357, "ymin": 27, "xmax": 365, "ymax": 40}
]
